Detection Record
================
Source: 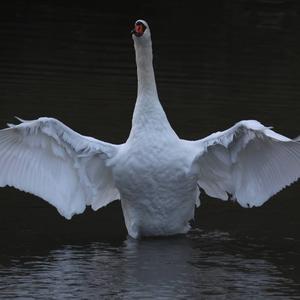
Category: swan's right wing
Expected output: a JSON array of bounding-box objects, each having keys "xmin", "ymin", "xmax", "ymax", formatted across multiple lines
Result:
[{"xmin": 0, "ymin": 117, "xmax": 120, "ymax": 219}]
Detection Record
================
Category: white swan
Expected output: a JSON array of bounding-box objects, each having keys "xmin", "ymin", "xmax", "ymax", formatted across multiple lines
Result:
[{"xmin": 0, "ymin": 20, "xmax": 299, "ymax": 239}]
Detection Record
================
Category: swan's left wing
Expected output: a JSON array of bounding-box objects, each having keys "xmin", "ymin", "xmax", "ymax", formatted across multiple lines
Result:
[
  {"xmin": 0, "ymin": 117, "xmax": 120, "ymax": 219},
  {"xmin": 186, "ymin": 120, "xmax": 300, "ymax": 207}
]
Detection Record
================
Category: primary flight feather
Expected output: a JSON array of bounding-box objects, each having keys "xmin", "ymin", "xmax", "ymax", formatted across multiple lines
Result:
[{"xmin": 0, "ymin": 20, "xmax": 299, "ymax": 238}]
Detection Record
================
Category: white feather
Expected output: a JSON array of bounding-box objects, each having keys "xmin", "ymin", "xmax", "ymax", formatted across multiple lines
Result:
[
  {"xmin": 0, "ymin": 117, "xmax": 120, "ymax": 219},
  {"xmin": 186, "ymin": 120, "xmax": 300, "ymax": 207}
]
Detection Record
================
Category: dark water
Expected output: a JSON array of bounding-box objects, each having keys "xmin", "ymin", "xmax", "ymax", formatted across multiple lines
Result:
[
  {"xmin": 1, "ymin": 231, "xmax": 300, "ymax": 299},
  {"xmin": 1, "ymin": 1, "xmax": 300, "ymax": 299}
]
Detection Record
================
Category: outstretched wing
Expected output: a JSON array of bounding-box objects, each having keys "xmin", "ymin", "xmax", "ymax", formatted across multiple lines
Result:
[
  {"xmin": 0, "ymin": 117, "xmax": 120, "ymax": 219},
  {"xmin": 187, "ymin": 120, "xmax": 300, "ymax": 207}
]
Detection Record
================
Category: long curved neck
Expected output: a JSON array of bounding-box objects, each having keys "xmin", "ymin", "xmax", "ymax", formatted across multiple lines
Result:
[
  {"xmin": 135, "ymin": 40, "xmax": 158, "ymax": 98},
  {"xmin": 129, "ymin": 36, "xmax": 176, "ymax": 141}
]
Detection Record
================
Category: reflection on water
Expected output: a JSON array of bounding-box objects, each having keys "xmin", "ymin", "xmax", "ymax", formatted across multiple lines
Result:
[{"xmin": 0, "ymin": 230, "xmax": 299, "ymax": 299}]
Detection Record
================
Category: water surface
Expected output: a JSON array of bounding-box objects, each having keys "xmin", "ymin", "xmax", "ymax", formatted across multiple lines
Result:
[{"xmin": 1, "ymin": 230, "xmax": 300, "ymax": 299}]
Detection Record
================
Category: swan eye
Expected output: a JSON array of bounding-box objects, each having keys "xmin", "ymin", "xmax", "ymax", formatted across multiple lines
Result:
[{"xmin": 134, "ymin": 22, "xmax": 147, "ymax": 37}]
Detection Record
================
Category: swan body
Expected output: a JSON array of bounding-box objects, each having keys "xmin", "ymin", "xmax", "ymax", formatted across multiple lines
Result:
[
  {"xmin": 113, "ymin": 131, "xmax": 198, "ymax": 238},
  {"xmin": 0, "ymin": 20, "xmax": 300, "ymax": 238}
]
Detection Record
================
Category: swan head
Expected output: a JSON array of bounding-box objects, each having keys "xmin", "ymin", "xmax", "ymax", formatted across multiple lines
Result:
[{"xmin": 131, "ymin": 20, "xmax": 151, "ymax": 44}]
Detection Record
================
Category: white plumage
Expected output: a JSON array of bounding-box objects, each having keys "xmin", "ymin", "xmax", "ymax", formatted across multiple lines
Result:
[
  {"xmin": 0, "ymin": 20, "xmax": 299, "ymax": 238},
  {"xmin": 0, "ymin": 118, "xmax": 119, "ymax": 219}
]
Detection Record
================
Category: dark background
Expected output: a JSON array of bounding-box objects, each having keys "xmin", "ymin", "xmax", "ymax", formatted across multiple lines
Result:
[{"xmin": 0, "ymin": 0, "xmax": 299, "ymax": 251}]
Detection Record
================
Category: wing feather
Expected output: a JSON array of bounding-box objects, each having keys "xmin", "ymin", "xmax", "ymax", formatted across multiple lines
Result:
[
  {"xmin": 0, "ymin": 117, "xmax": 120, "ymax": 218},
  {"xmin": 188, "ymin": 120, "xmax": 300, "ymax": 207}
]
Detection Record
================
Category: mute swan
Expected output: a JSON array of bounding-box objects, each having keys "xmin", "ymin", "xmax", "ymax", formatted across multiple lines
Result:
[{"xmin": 0, "ymin": 20, "xmax": 299, "ymax": 239}]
